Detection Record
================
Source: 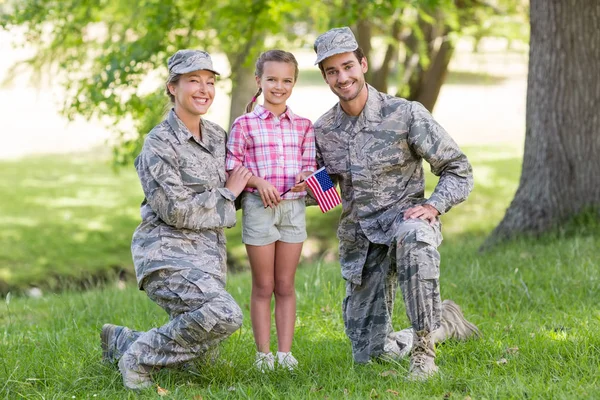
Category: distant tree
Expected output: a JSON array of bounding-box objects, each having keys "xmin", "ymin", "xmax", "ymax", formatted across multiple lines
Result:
[
  {"xmin": 333, "ymin": 0, "xmax": 528, "ymax": 111},
  {"xmin": 1, "ymin": 0, "xmax": 527, "ymax": 166},
  {"xmin": 0, "ymin": 0, "xmax": 320, "ymax": 165},
  {"xmin": 484, "ymin": 0, "xmax": 600, "ymax": 246}
]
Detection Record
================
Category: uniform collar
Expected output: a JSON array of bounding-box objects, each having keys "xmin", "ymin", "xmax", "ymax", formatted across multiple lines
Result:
[
  {"xmin": 167, "ymin": 109, "xmax": 219, "ymax": 156},
  {"xmin": 332, "ymin": 84, "xmax": 384, "ymax": 130},
  {"xmin": 167, "ymin": 108, "xmax": 194, "ymax": 144},
  {"xmin": 253, "ymin": 104, "xmax": 297, "ymax": 122}
]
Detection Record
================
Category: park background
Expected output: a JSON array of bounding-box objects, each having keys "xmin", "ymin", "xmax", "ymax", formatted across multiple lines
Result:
[{"xmin": 1, "ymin": 1, "xmax": 599, "ymax": 399}]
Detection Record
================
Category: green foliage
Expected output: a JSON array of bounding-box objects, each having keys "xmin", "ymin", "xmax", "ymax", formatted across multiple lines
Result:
[
  {"xmin": 1, "ymin": 0, "xmax": 529, "ymax": 166},
  {"xmin": 1, "ymin": 0, "xmax": 320, "ymax": 166}
]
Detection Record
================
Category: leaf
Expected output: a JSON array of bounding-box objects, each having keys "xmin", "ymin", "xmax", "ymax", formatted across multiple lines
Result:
[
  {"xmin": 157, "ymin": 385, "xmax": 169, "ymax": 396},
  {"xmin": 386, "ymin": 389, "xmax": 400, "ymax": 396},
  {"xmin": 505, "ymin": 346, "xmax": 519, "ymax": 354},
  {"xmin": 193, "ymin": 396, "xmax": 203, "ymax": 400},
  {"xmin": 379, "ymin": 370, "xmax": 398, "ymax": 377},
  {"xmin": 310, "ymin": 386, "xmax": 323, "ymax": 392},
  {"xmin": 370, "ymin": 388, "xmax": 379, "ymax": 398},
  {"xmin": 496, "ymin": 358, "xmax": 508, "ymax": 365}
]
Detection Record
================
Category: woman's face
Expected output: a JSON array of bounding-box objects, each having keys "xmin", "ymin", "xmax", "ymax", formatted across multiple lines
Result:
[{"xmin": 169, "ymin": 70, "xmax": 216, "ymax": 117}]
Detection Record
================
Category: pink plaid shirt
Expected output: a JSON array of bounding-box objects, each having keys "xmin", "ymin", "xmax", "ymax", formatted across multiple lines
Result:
[{"xmin": 226, "ymin": 105, "xmax": 317, "ymax": 200}]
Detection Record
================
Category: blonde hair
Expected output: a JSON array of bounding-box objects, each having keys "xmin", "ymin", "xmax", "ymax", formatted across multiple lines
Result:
[{"xmin": 245, "ymin": 50, "xmax": 299, "ymax": 113}]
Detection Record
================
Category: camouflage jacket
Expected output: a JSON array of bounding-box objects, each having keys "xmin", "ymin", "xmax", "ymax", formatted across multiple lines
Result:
[
  {"xmin": 314, "ymin": 85, "xmax": 473, "ymax": 284},
  {"xmin": 131, "ymin": 109, "xmax": 237, "ymax": 288}
]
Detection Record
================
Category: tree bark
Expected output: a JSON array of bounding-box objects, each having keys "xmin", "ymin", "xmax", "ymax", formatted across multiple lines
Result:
[
  {"xmin": 355, "ymin": 18, "xmax": 372, "ymax": 82},
  {"xmin": 402, "ymin": 12, "xmax": 454, "ymax": 112},
  {"xmin": 227, "ymin": 60, "xmax": 257, "ymax": 127},
  {"xmin": 371, "ymin": 20, "xmax": 402, "ymax": 93},
  {"xmin": 408, "ymin": 37, "xmax": 454, "ymax": 112},
  {"xmin": 484, "ymin": 0, "xmax": 600, "ymax": 247}
]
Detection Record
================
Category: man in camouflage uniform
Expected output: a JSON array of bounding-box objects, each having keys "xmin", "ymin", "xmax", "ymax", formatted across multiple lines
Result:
[
  {"xmin": 100, "ymin": 50, "xmax": 252, "ymax": 390},
  {"xmin": 313, "ymin": 27, "xmax": 480, "ymax": 380}
]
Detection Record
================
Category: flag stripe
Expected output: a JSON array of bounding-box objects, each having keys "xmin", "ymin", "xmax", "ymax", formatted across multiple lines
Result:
[{"xmin": 306, "ymin": 167, "xmax": 341, "ymax": 213}]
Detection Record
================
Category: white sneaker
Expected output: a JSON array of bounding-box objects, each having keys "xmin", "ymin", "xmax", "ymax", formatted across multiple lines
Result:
[
  {"xmin": 254, "ymin": 352, "xmax": 275, "ymax": 372},
  {"xmin": 276, "ymin": 351, "xmax": 298, "ymax": 371}
]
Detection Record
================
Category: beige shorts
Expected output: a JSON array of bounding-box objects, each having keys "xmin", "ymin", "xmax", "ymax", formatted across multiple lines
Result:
[{"xmin": 241, "ymin": 192, "xmax": 307, "ymax": 246}]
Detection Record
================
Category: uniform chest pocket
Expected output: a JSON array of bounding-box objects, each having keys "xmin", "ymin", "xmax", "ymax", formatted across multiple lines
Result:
[
  {"xmin": 363, "ymin": 129, "xmax": 410, "ymax": 171},
  {"xmin": 179, "ymin": 152, "xmax": 224, "ymax": 192},
  {"xmin": 321, "ymin": 152, "xmax": 349, "ymax": 175}
]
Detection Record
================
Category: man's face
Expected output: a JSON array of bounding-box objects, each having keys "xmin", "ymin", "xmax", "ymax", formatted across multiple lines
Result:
[{"xmin": 321, "ymin": 52, "xmax": 368, "ymax": 102}]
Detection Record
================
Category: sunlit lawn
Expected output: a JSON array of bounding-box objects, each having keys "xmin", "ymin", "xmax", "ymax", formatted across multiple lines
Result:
[
  {"xmin": 2, "ymin": 144, "xmax": 599, "ymax": 398},
  {"xmin": 0, "ymin": 144, "xmax": 520, "ymax": 295}
]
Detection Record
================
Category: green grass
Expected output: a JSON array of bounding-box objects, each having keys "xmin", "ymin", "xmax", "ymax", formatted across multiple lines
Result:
[
  {"xmin": 0, "ymin": 152, "xmax": 142, "ymax": 294},
  {"xmin": 1, "ymin": 228, "xmax": 599, "ymax": 398},
  {"xmin": 0, "ymin": 144, "xmax": 521, "ymax": 295},
  {"xmin": 2, "ymin": 144, "xmax": 599, "ymax": 398}
]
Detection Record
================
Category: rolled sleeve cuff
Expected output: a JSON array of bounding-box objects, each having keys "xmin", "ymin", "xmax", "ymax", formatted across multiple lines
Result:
[
  {"xmin": 425, "ymin": 198, "xmax": 447, "ymax": 215},
  {"xmin": 217, "ymin": 187, "xmax": 237, "ymax": 202}
]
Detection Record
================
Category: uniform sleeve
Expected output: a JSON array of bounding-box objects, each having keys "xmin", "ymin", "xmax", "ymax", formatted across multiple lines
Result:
[
  {"xmin": 301, "ymin": 121, "xmax": 317, "ymax": 172},
  {"xmin": 135, "ymin": 136, "xmax": 237, "ymax": 230},
  {"xmin": 226, "ymin": 119, "xmax": 247, "ymax": 171},
  {"xmin": 408, "ymin": 102, "xmax": 474, "ymax": 214}
]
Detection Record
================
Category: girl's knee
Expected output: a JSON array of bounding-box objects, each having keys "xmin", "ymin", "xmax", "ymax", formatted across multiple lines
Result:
[
  {"xmin": 274, "ymin": 281, "xmax": 295, "ymax": 297},
  {"xmin": 253, "ymin": 281, "xmax": 275, "ymax": 298}
]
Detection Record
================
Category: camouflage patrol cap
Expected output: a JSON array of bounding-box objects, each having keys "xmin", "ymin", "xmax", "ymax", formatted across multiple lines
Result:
[
  {"xmin": 313, "ymin": 27, "xmax": 359, "ymax": 65},
  {"xmin": 167, "ymin": 49, "xmax": 220, "ymax": 75}
]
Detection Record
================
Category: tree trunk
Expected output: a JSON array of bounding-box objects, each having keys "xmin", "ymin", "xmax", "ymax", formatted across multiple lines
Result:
[
  {"xmin": 227, "ymin": 60, "xmax": 257, "ymax": 127},
  {"xmin": 408, "ymin": 37, "xmax": 454, "ymax": 112},
  {"xmin": 484, "ymin": 0, "xmax": 600, "ymax": 247},
  {"xmin": 371, "ymin": 20, "xmax": 402, "ymax": 93},
  {"xmin": 402, "ymin": 12, "xmax": 454, "ymax": 112},
  {"xmin": 355, "ymin": 18, "xmax": 372, "ymax": 83}
]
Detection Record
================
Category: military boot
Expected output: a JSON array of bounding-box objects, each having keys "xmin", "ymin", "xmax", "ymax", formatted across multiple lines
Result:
[
  {"xmin": 118, "ymin": 352, "xmax": 153, "ymax": 390},
  {"xmin": 408, "ymin": 330, "xmax": 438, "ymax": 381},
  {"xmin": 101, "ymin": 324, "xmax": 125, "ymax": 364},
  {"xmin": 382, "ymin": 329, "xmax": 413, "ymax": 361},
  {"xmin": 431, "ymin": 300, "xmax": 481, "ymax": 343}
]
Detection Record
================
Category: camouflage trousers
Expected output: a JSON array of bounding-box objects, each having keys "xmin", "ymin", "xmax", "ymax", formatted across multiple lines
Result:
[
  {"xmin": 113, "ymin": 268, "xmax": 243, "ymax": 371},
  {"xmin": 343, "ymin": 219, "xmax": 442, "ymax": 363}
]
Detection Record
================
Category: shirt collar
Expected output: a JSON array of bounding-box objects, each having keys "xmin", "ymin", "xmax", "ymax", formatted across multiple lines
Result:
[
  {"xmin": 166, "ymin": 109, "xmax": 218, "ymax": 155},
  {"xmin": 253, "ymin": 104, "xmax": 296, "ymax": 122},
  {"xmin": 167, "ymin": 109, "xmax": 194, "ymax": 144},
  {"xmin": 332, "ymin": 84, "xmax": 384, "ymax": 129}
]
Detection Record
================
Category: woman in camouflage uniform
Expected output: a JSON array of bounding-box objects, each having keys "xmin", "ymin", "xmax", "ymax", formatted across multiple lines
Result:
[{"xmin": 100, "ymin": 49, "xmax": 252, "ymax": 390}]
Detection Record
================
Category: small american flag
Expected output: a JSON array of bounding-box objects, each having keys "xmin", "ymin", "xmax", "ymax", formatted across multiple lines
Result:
[{"xmin": 306, "ymin": 167, "xmax": 341, "ymax": 213}]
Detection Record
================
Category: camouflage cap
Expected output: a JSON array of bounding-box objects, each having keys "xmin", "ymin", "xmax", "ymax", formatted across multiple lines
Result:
[
  {"xmin": 167, "ymin": 49, "xmax": 220, "ymax": 75},
  {"xmin": 313, "ymin": 27, "xmax": 359, "ymax": 65}
]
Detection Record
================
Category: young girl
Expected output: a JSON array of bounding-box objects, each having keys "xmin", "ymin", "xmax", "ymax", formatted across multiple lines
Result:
[{"xmin": 226, "ymin": 50, "xmax": 316, "ymax": 371}]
